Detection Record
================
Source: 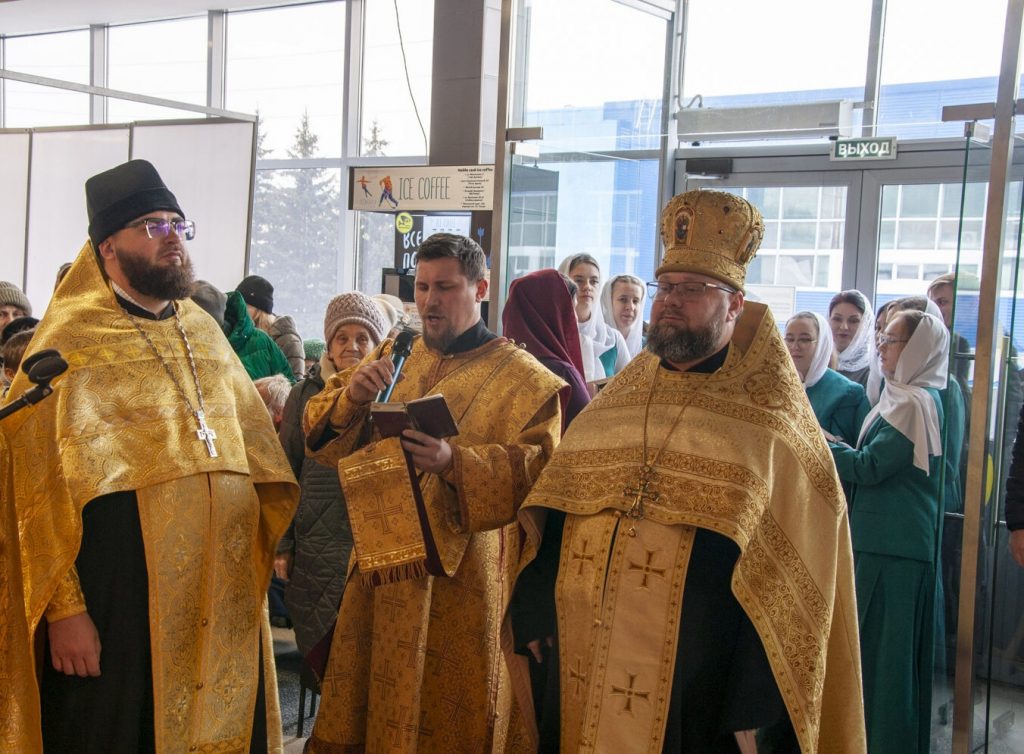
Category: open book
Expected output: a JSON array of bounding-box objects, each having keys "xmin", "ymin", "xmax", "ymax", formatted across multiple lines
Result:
[{"xmin": 370, "ymin": 394, "xmax": 459, "ymax": 439}]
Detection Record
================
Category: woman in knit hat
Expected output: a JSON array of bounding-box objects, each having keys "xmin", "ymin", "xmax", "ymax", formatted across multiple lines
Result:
[
  {"xmin": 235, "ymin": 274, "xmax": 306, "ymax": 380},
  {"xmin": 275, "ymin": 292, "xmax": 390, "ymax": 677},
  {"xmin": 0, "ymin": 281, "xmax": 32, "ymax": 329}
]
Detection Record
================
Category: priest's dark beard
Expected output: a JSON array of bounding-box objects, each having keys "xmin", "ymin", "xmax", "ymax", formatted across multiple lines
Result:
[
  {"xmin": 116, "ymin": 247, "xmax": 196, "ymax": 301},
  {"xmin": 646, "ymin": 316, "xmax": 723, "ymax": 363}
]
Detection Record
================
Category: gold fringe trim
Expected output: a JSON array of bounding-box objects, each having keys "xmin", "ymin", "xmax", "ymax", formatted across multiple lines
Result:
[{"xmin": 360, "ymin": 559, "xmax": 429, "ymax": 588}]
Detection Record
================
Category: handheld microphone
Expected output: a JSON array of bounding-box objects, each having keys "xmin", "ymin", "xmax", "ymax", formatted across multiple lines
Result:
[{"xmin": 376, "ymin": 329, "xmax": 414, "ymax": 403}]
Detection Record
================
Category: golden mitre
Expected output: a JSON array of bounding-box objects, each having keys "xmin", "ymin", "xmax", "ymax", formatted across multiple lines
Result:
[{"xmin": 656, "ymin": 189, "xmax": 765, "ymax": 290}]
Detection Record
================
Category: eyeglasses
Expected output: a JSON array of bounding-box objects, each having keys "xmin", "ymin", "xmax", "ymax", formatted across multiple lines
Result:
[
  {"xmin": 646, "ymin": 280, "xmax": 736, "ymax": 301},
  {"xmin": 126, "ymin": 217, "xmax": 196, "ymax": 241},
  {"xmin": 783, "ymin": 336, "xmax": 817, "ymax": 347},
  {"xmin": 876, "ymin": 334, "xmax": 909, "ymax": 347}
]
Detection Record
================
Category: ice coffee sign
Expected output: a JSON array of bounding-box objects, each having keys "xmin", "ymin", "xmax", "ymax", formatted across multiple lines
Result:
[
  {"xmin": 350, "ymin": 165, "xmax": 495, "ymax": 212},
  {"xmin": 829, "ymin": 136, "xmax": 897, "ymax": 161}
]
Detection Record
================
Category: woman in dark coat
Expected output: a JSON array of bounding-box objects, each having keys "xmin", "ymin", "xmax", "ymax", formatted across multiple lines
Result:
[{"xmin": 275, "ymin": 292, "xmax": 390, "ymax": 676}]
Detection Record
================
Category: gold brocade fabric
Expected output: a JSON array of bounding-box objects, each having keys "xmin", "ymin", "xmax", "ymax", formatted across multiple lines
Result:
[
  {"xmin": 303, "ymin": 337, "xmax": 564, "ymax": 754},
  {"xmin": 339, "ymin": 340, "xmax": 541, "ymax": 585},
  {"xmin": 512, "ymin": 302, "xmax": 866, "ymax": 754},
  {"xmin": 1, "ymin": 244, "xmax": 298, "ymax": 753}
]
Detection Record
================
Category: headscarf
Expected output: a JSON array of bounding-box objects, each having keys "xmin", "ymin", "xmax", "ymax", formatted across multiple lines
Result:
[
  {"xmin": 601, "ymin": 274, "xmax": 646, "ymax": 361},
  {"xmin": 831, "ymin": 289, "xmax": 874, "ymax": 374},
  {"xmin": 857, "ymin": 311, "xmax": 949, "ymax": 473},
  {"xmin": 867, "ymin": 297, "xmax": 943, "ymax": 406},
  {"xmin": 502, "ymin": 269, "xmax": 585, "ymax": 420},
  {"xmin": 787, "ymin": 311, "xmax": 833, "ymax": 389},
  {"xmin": 557, "ymin": 256, "xmax": 628, "ymax": 380}
]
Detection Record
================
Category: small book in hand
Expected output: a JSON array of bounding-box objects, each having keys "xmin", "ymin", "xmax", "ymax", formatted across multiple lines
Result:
[{"xmin": 371, "ymin": 394, "xmax": 459, "ymax": 439}]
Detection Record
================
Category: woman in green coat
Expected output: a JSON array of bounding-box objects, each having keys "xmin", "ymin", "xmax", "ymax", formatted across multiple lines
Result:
[
  {"xmin": 829, "ymin": 309, "xmax": 949, "ymax": 754},
  {"xmin": 785, "ymin": 311, "xmax": 869, "ymax": 447}
]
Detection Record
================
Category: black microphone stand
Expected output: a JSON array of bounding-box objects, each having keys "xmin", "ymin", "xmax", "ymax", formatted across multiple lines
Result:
[{"xmin": 0, "ymin": 351, "xmax": 68, "ymax": 422}]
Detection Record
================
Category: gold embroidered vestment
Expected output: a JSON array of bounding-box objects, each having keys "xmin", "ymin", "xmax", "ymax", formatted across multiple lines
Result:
[
  {"xmin": 1, "ymin": 244, "xmax": 299, "ymax": 754},
  {"xmin": 302, "ymin": 336, "xmax": 564, "ymax": 754},
  {"xmin": 510, "ymin": 301, "xmax": 866, "ymax": 753}
]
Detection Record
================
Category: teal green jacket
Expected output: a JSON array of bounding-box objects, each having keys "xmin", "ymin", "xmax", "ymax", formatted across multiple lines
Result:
[
  {"xmin": 806, "ymin": 368, "xmax": 869, "ymax": 446},
  {"xmin": 939, "ymin": 381, "xmax": 965, "ymax": 514},
  {"xmin": 830, "ymin": 388, "xmax": 944, "ymax": 564},
  {"xmin": 223, "ymin": 291, "xmax": 295, "ymax": 383}
]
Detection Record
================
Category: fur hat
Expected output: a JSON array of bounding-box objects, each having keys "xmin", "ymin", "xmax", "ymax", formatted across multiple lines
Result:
[
  {"xmin": 189, "ymin": 280, "xmax": 227, "ymax": 329},
  {"xmin": 656, "ymin": 189, "xmax": 764, "ymax": 290},
  {"xmin": 236, "ymin": 275, "xmax": 275, "ymax": 315},
  {"xmin": 323, "ymin": 292, "xmax": 389, "ymax": 346},
  {"xmin": 0, "ymin": 281, "xmax": 31, "ymax": 316},
  {"xmin": 85, "ymin": 159, "xmax": 184, "ymax": 249}
]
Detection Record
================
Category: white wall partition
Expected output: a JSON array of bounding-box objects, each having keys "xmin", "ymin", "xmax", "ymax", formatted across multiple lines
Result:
[
  {"xmin": 25, "ymin": 128, "xmax": 129, "ymax": 309},
  {"xmin": 0, "ymin": 132, "xmax": 30, "ymax": 287},
  {"xmin": 133, "ymin": 121, "xmax": 256, "ymax": 293},
  {"xmin": 1, "ymin": 119, "xmax": 255, "ymax": 316}
]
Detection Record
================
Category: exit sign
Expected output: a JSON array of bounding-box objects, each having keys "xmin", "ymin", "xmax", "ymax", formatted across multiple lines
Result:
[{"xmin": 830, "ymin": 136, "xmax": 897, "ymax": 161}]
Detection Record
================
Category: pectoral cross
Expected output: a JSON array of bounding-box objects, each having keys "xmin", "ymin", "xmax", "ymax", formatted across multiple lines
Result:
[
  {"xmin": 623, "ymin": 465, "xmax": 659, "ymax": 537},
  {"xmin": 195, "ymin": 410, "xmax": 219, "ymax": 458}
]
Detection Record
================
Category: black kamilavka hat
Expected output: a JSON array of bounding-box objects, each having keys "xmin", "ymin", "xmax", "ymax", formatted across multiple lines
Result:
[{"xmin": 85, "ymin": 159, "xmax": 184, "ymax": 248}]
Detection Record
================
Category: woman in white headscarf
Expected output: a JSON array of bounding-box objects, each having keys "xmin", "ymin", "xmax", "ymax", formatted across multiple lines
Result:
[
  {"xmin": 829, "ymin": 289, "xmax": 875, "ymax": 387},
  {"xmin": 828, "ymin": 309, "xmax": 948, "ymax": 754},
  {"xmin": 785, "ymin": 311, "xmax": 868, "ymax": 446},
  {"xmin": 557, "ymin": 254, "xmax": 628, "ymax": 381},
  {"xmin": 600, "ymin": 273, "xmax": 646, "ymax": 362}
]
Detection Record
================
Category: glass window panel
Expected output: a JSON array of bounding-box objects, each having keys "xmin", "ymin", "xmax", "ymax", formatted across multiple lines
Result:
[
  {"xmin": 683, "ymin": 1, "xmax": 869, "ymax": 104},
  {"xmin": 762, "ymin": 221, "xmax": 780, "ymax": 249},
  {"xmin": 4, "ymin": 31, "xmax": 90, "ymax": 127},
  {"xmin": 249, "ymin": 167, "xmax": 343, "ymax": 341},
  {"xmin": 519, "ymin": 0, "xmax": 667, "ymax": 151},
  {"xmin": 746, "ymin": 255, "xmax": 771, "ymax": 286},
  {"xmin": 820, "ymin": 186, "xmax": 845, "ymax": 219},
  {"xmin": 923, "ymin": 264, "xmax": 950, "ymax": 280},
  {"xmin": 780, "ymin": 187, "xmax": 819, "ymax": 219},
  {"xmin": 777, "ymin": 255, "xmax": 814, "ymax": 286},
  {"xmin": 896, "ymin": 264, "xmax": 920, "ymax": 280},
  {"xmin": 877, "ymin": 0, "xmax": 1005, "ymax": 139},
  {"xmin": 506, "ymin": 157, "xmax": 659, "ymax": 284},
  {"xmin": 780, "ymin": 222, "xmax": 816, "ymax": 249},
  {"xmin": 942, "ymin": 181, "xmax": 986, "ymax": 218},
  {"xmin": 900, "ymin": 184, "xmax": 941, "ymax": 218},
  {"xmin": 879, "ymin": 220, "xmax": 896, "ymax": 249},
  {"xmin": 361, "ymin": 0, "xmax": 434, "ymax": 156},
  {"xmin": 814, "ymin": 256, "xmax": 830, "ymax": 287},
  {"xmin": 227, "ymin": 2, "xmax": 345, "ymax": 158},
  {"xmin": 942, "ymin": 219, "xmax": 982, "ymax": 250},
  {"xmin": 818, "ymin": 221, "xmax": 843, "ymax": 249},
  {"xmin": 108, "ymin": 17, "xmax": 208, "ymax": 122},
  {"xmin": 896, "ymin": 220, "xmax": 937, "ymax": 249},
  {"xmin": 877, "ymin": 263, "xmax": 894, "ymax": 279},
  {"xmin": 881, "ymin": 186, "xmax": 898, "ymax": 218},
  {"xmin": 357, "ymin": 211, "xmax": 399, "ymax": 299},
  {"xmin": 747, "ymin": 187, "xmax": 781, "ymax": 218}
]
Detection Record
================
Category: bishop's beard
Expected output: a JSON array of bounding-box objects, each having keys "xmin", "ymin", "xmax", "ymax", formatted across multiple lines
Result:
[{"xmin": 646, "ymin": 315, "xmax": 724, "ymax": 364}]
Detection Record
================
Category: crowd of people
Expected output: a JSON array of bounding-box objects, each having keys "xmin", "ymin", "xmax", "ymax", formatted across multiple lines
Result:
[{"xmin": 0, "ymin": 161, "xmax": 1021, "ymax": 754}]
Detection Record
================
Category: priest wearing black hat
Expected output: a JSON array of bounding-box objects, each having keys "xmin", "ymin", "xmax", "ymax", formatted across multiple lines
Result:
[{"xmin": 0, "ymin": 159, "xmax": 299, "ymax": 753}]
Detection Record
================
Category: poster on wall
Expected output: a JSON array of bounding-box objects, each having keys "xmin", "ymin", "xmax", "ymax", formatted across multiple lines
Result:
[{"xmin": 350, "ymin": 165, "xmax": 494, "ymax": 212}]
